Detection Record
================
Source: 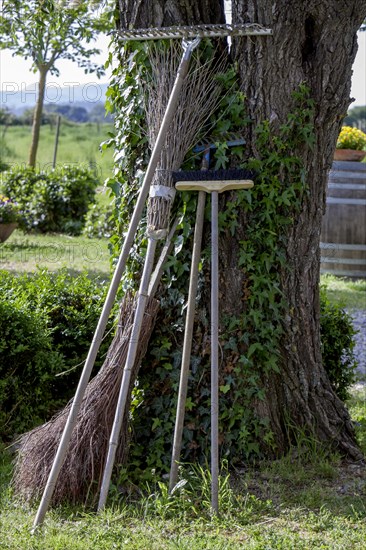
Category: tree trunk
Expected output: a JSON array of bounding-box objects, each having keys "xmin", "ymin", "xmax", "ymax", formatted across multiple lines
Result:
[
  {"xmin": 226, "ymin": 0, "xmax": 366, "ymax": 460},
  {"xmin": 28, "ymin": 66, "xmax": 47, "ymax": 168},
  {"xmin": 117, "ymin": 0, "xmax": 365, "ymax": 462},
  {"xmin": 118, "ymin": 0, "xmax": 225, "ymax": 28}
]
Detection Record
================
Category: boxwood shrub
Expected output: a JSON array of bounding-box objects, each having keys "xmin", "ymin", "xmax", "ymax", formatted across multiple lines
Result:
[
  {"xmin": 0, "ymin": 269, "xmax": 116, "ymax": 441},
  {"xmin": 0, "ymin": 165, "xmax": 99, "ymax": 234},
  {"xmin": 320, "ymin": 290, "xmax": 357, "ymax": 400},
  {"xmin": 0, "ymin": 300, "xmax": 65, "ymax": 440},
  {"xmin": 83, "ymin": 202, "xmax": 115, "ymax": 239}
]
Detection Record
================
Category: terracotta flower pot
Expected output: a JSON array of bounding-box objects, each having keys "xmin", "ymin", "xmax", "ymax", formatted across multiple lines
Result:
[
  {"xmin": 0, "ymin": 222, "xmax": 18, "ymax": 243},
  {"xmin": 334, "ymin": 149, "xmax": 366, "ymax": 162}
]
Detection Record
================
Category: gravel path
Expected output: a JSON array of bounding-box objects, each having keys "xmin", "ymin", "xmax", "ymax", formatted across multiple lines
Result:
[{"xmin": 347, "ymin": 309, "xmax": 366, "ymax": 383}]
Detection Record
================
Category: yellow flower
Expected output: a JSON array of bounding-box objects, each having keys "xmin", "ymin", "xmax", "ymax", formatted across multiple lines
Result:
[{"xmin": 336, "ymin": 126, "xmax": 366, "ymax": 150}]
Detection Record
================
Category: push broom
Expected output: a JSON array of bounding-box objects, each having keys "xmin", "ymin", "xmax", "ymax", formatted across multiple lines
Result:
[
  {"xmin": 171, "ymin": 158, "xmax": 255, "ymax": 514},
  {"xmin": 30, "ymin": 23, "xmax": 271, "ymax": 529}
]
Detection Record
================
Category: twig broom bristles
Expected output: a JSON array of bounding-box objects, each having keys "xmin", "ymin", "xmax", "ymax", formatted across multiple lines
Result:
[{"xmin": 12, "ymin": 295, "xmax": 159, "ymax": 506}]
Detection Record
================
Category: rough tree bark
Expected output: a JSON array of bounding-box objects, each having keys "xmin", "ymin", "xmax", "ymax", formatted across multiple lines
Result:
[
  {"xmin": 226, "ymin": 0, "xmax": 366, "ymax": 460},
  {"xmin": 118, "ymin": 0, "xmax": 225, "ymax": 28},
  {"xmin": 118, "ymin": 0, "xmax": 366, "ymax": 461}
]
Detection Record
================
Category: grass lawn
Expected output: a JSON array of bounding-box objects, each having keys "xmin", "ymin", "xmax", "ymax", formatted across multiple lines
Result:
[
  {"xmin": 321, "ymin": 274, "xmax": 366, "ymax": 310},
  {"xmin": 0, "ymin": 229, "xmax": 111, "ymax": 278},
  {"xmin": 0, "ymin": 386, "xmax": 365, "ymax": 548},
  {"xmin": 0, "ymin": 219, "xmax": 365, "ymax": 547},
  {"xmin": 1, "ymin": 228, "xmax": 365, "ymax": 308}
]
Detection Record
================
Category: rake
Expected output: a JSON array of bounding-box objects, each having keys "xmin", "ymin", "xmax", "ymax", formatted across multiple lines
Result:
[{"xmin": 32, "ymin": 22, "xmax": 271, "ymax": 530}]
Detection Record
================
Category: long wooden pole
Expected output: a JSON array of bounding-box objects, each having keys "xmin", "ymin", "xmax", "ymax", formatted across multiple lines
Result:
[
  {"xmin": 169, "ymin": 190, "xmax": 206, "ymax": 492},
  {"xmin": 210, "ymin": 190, "xmax": 219, "ymax": 515},
  {"xmin": 98, "ymin": 237, "xmax": 157, "ymax": 510}
]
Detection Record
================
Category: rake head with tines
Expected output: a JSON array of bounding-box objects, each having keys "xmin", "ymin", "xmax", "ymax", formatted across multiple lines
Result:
[{"xmin": 117, "ymin": 23, "xmax": 272, "ymax": 42}]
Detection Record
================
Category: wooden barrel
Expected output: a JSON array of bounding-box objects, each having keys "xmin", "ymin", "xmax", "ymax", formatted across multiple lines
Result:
[{"xmin": 321, "ymin": 160, "xmax": 366, "ymax": 278}]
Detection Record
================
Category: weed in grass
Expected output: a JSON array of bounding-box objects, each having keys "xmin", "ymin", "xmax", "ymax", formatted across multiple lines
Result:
[{"xmin": 317, "ymin": 460, "xmax": 338, "ymax": 480}]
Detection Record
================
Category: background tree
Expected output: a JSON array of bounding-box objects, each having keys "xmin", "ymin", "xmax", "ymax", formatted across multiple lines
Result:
[
  {"xmin": 112, "ymin": 0, "xmax": 366, "ymax": 466},
  {"xmin": 344, "ymin": 106, "xmax": 366, "ymax": 132},
  {"xmin": 0, "ymin": 106, "xmax": 14, "ymax": 137},
  {"xmin": 0, "ymin": 0, "xmax": 108, "ymax": 167}
]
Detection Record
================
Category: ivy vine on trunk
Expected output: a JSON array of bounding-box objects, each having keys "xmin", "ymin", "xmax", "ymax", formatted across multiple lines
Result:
[{"xmin": 106, "ymin": 0, "xmax": 366, "ymax": 473}]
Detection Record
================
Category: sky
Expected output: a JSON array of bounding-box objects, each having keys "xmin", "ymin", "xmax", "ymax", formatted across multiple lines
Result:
[{"xmin": 0, "ymin": 30, "xmax": 365, "ymax": 107}]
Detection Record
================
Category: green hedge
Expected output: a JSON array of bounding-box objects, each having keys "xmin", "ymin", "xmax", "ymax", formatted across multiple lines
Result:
[
  {"xmin": 0, "ymin": 269, "xmax": 116, "ymax": 440},
  {"xmin": 320, "ymin": 290, "xmax": 357, "ymax": 400},
  {"xmin": 0, "ymin": 165, "xmax": 99, "ymax": 234},
  {"xmin": 0, "ymin": 300, "xmax": 64, "ymax": 439}
]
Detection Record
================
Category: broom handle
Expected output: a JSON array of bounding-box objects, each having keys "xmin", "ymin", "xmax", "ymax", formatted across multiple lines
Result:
[
  {"xmin": 32, "ymin": 38, "xmax": 199, "ymax": 531},
  {"xmin": 98, "ymin": 237, "xmax": 157, "ymax": 511},
  {"xmin": 169, "ymin": 190, "xmax": 206, "ymax": 492},
  {"xmin": 211, "ymin": 190, "xmax": 219, "ymax": 515}
]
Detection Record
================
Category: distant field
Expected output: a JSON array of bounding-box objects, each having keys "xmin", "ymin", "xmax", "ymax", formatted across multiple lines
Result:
[{"xmin": 0, "ymin": 122, "xmax": 115, "ymax": 184}]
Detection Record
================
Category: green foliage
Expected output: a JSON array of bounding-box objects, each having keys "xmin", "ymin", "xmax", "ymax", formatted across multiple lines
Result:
[
  {"xmin": 0, "ymin": 1, "xmax": 107, "ymax": 77},
  {"xmin": 83, "ymin": 202, "xmax": 116, "ymax": 239},
  {"xmin": 133, "ymin": 461, "xmax": 267, "ymax": 522},
  {"xmin": 0, "ymin": 299, "xmax": 65, "ymax": 440},
  {"xmin": 1, "ymin": 165, "xmax": 99, "ymax": 234},
  {"xmin": 0, "ymin": 193, "xmax": 21, "ymax": 223},
  {"xmin": 103, "ymin": 41, "xmax": 150, "ymax": 263},
  {"xmin": 0, "ymin": 268, "xmax": 115, "ymax": 439},
  {"xmin": 0, "ymin": 107, "xmax": 14, "ymax": 126},
  {"xmin": 0, "ymin": 137, "xmax": 12, "ymax": 172},
  {"xmin": 347, "ymin": 386, "xmax": 366, "ymax": 455},
  {"xmin": 320, "ymin": 289, "xmax": 357, "ymax": 400}
]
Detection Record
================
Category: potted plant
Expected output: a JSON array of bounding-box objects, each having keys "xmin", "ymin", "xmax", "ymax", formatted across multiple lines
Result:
[
  {"xmin": 334, "ymin": 125, "xmax": 366, "ymax": 161},
  {"xmin": 0, "ymin": 194, "xmax": 20, "ymax": 242}
]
